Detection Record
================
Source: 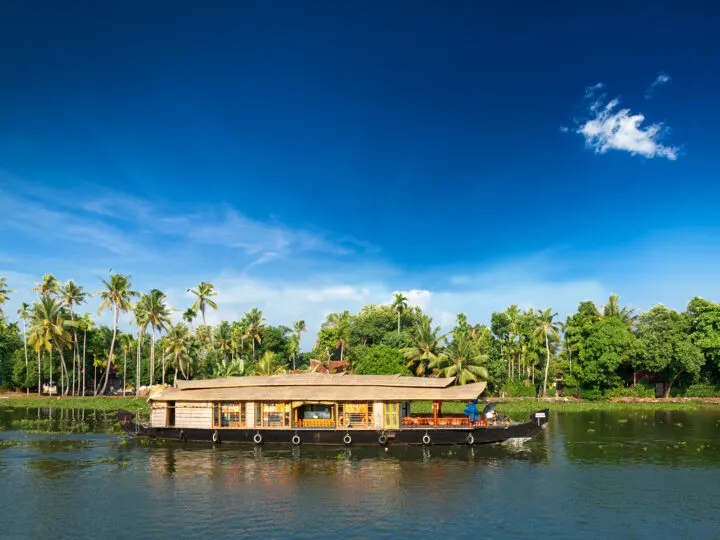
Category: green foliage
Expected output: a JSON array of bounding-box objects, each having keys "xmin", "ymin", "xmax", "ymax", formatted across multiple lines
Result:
[
  {"xmin": 354, "ymin": 345, "xmax": 410, "ymax": 375},
  {"xmin": 500, "ymin": 380, "xmax": 536, "ymax": 397},
  {"xmin": 604, "ymin": 383, "xmax": 655, "ymax": 398},
  {"xmin": 637, "ymin": 305, "xmax": 705, "ymax": 396},
  {"xmin": 681, "ymin": 383, "xmax": 720, "ymax": 397},
  {"xmin": 579, "ymin": 388, "xmax": 605, "ymax": 401},
  {"xmin": 578, "ymin": 318, "xmax": 644, "ymax": 389}
]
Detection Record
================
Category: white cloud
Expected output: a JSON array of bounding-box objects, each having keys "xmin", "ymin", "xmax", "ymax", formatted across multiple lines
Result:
[
  {"xmin": 577, "ymin": 97, "xmax": 679, "ymax": 160},
  {"xmin": 645, "ymin": 72, "xmax": 671, "ymax": 99}
]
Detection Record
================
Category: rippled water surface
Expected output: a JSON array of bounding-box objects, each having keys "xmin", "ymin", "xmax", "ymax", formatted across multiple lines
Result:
[{"xmin": 1, "ymin": 407, "xmax": 720, "ymax": 539}]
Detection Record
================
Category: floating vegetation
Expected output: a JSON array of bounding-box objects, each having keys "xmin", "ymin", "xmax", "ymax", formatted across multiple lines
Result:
[
  {"xmin": 674, "ymin": 422, "xmax": 684, "ymax": 428},
  {"xmin": 617, "ymin": 419, "xmax": 628, "ymax": 424},
  {"xmin": 0, "ymin": 440, "xmax": 22, "ymax": 449},
  {"xmin": 587, "ymin": 428, "xmax": 595, "ymax": 433},
  {"xmin": 27, "ymin": 439, "xmax": 94, "ymax": 452}
]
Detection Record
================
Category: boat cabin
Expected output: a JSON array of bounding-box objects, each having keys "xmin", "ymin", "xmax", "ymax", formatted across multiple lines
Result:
[{"xmin": 147, "ymin": 374, "xmax": 488, "ymax": 431}]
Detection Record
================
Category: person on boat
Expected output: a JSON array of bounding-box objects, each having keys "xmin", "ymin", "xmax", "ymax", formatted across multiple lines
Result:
[{"xmin": 463, "ymin": 399, "xmax": 480, "ymax": 423}]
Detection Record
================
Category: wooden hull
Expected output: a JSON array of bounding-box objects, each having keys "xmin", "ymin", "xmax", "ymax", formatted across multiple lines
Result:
[{"xmin": 118, "ymin": 409, "xmax": 549, "ymax": 446}]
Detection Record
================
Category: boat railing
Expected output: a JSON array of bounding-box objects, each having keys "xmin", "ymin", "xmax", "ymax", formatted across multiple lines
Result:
[
  {"xmin": 295, "ymin": 418, "xmax": 336, "ymax": 428},
  {"xmin": 401, "ymin": 415, "xmax": 488, "ymax": 428}
]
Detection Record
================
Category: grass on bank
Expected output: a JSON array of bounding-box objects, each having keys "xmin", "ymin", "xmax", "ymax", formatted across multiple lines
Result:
[
  {"xmin": 411, "ymin": 399, "xmax": 716, "ymax": 418},
  {"xmin": 0, "ymin": 395, "xmax": 150, "ymax": 414},
  {"xmin": 1, "ymin": 394, "xmax": 716, "ymax": 418}
]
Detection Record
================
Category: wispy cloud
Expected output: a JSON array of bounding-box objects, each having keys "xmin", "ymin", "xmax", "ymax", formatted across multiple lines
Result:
[
  {"xmin": 572, "ymin": 83, "xmax": 679, "ymax": 160},
  {"xmin": 645, "ymin": 72, "xmax": 671, "ymax": 99}
]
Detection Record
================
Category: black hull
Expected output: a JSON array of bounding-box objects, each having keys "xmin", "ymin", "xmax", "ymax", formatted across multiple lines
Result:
[{"xmin": 118, "ymin": 409, "xmax": 549, "ymax": 446}]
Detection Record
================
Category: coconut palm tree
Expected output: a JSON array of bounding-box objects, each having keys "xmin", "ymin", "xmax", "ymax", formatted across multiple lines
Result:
[
  {"xmin": 61, "ymin": 280, "xmax": 86, "ymax": 395},
  {"xmin": 165, "ymin": 323, "xmax": 191, "ymax": 383},
  {"xmin": 292, "ymin": 320, "xmax": 307, "ymax": 370},
  {"xmin": 321, "ymin": 311, "xmax": 352, "ymax": 361},
  {"xmin": 133, "ymin": 300, "xmax": 148, "ymax": 395},
  {"xmin": 0, "ymin": 277, "xmax": 13, "ymax": 319},
  {"xmin": 533, "ymin": 308, "xmax": 561, "ymax": 397},
  {"xmin": 28, "ymin": 296, "xmax": 72, "ymax": 395},
  {"xmin": 429, "ymin": 333, "xmax": 488, "ymax": 385},
  {"xmin": 401, "ymin": 317, "xmax": 447, "ymax": 376},
  {"xmin": 17, "ymin": 302, "xmax": 30, "ymax": 392},
  {"xmin": 118, "ymin": 334, "xmax": 133, "ymax": 396},
  {"xmin": 392, "ymin": 292, "xmax": 409, "ymax": 335},
  {"xmin": 182, "ymin": 307, "xmax": 197, "ymax": 330},
  {"xmin": 96, "ymin": 273, "xmax": 138, "ymax": 395},
  {"xmin": 187, "ymin": 281, "xmax": 218, "ymax": 326},
  {"xmin": 253, "ymin": 350, "xmax": 284, "ymax": 376},
  {"xmin": 32, "ymin": 274, "xmax": 61, "ymax": 297},
  {"xmin": 215, "ymin": 321, "xmax": 232, "ymax": 362},
  {"xmin": 78, "ymin": 313, "xmax": 93, "ymax": 396},
  {"xmin": 137, "ymin": 289, "xmax": 172, "ymax": 386},
  {"xmin": 602, "ymin": 293, "xmax": 638, "ymax": 329},
  {"xmin": 244, "ymin": 308, "xmax": 265, "ymax": 361}
]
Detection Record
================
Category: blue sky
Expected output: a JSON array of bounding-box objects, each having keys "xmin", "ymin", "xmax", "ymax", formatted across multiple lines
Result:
[{"xmin": 2, "ymin": 0, "xmax": 720, "ymax": 346}]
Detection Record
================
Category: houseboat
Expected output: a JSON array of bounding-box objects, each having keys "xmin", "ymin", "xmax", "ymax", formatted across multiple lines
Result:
[{"xmin": 118, "ymin": 374, "xmax": 549, "ymax": 446}]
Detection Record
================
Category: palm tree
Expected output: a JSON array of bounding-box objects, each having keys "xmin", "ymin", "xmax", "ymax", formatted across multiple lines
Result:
[
  {"xmin": 187, "ymin": 281, "xmax": 218, "ymax": 326},
  {"xmin": 254, "ymin": 350, "xmax": 284, "ymax": 376},
  {"xmin": 96, "ymin": 273, "xmax": 138, "ymax": 395},
  {"xmin": 602, "ymin": 293, "xmax": 638, "ymax": 329},
  {"xmin": 28, "ymin": 297, "xmax": 72, "ymax": 395},
  {"xmin": 165, "ymin": 323, "xmax": 192, "ymax": 384},
  {"xmin": 17, "ymin": 302, "xmax": 30, "ymax": 393},
  {"xmin": 133, "ymin": 300, "xmax": 148, "ymax": 395},
  {"xmin": 137, "ymin": 289, "xmax": 172, "ymax": 386},
  {"xmin": 504, "ymin": 304, "xmax": 521, "ymax": 380},
  {"xmin": 392, "ymin": 292, "xmax": 409, "ymax": 335},
  {"xmin": 78, "ymin": 313, "xmax": 93, "ymax": 396},
  {"xmin": 533, "ymin": 308, "xmax": 561, "ymax": 398},
  {"xmin": 0, "ymin": 277, "xmax": 13, "ymax": 319},
  {"xmin": 429, "ymin": 333, "xmax": 488, "ymax": 385},
  {"xmin": 215, "ymin": 321, "xmax": 232, "ymax": 362},
  {"xmin": 118, "ymin": 334, "xmax": 133, "ymax": 396},
  {"xmin": 32, "ymin": 274, "xmax": 61, "ymax": 297},
  {"xmin": 61, "ymin": 280, "xmax": 86, "ymax": 395},
  {"xmin": 182, "ymin": 307, "xmax": 197, "ymax": 330},
  {"xmin": 292, "ymin": 320, "xmax": 307, "ymax": 370},
  {"xmin": 244, "ymin": 308, "xmax": 265, "ymax": 361},
  {"xmin": 322, "ymin": 311, "xmax": 351, "ymax": 361},
  {"xmin": 401, "ymin": 317, "xmax": 447, "ymax": 376}
]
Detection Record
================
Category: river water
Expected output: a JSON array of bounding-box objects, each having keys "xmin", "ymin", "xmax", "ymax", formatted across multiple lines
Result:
[{"xmin": 1, "ymin": 407, "xmax": 719, "ymax": 539}]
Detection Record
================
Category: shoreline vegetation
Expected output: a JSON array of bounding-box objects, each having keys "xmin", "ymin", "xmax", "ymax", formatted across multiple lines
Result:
[
  {"xmin": 2, "ymin": 274, "xmax": 720, "ymax": 404},
  {"xmin": 2, "ymin": 393, "xmax": 718, "ymax": 419}
]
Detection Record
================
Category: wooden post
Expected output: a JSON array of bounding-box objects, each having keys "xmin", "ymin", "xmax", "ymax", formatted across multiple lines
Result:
[{"xmin": 432, "ymin": 401, "xmax": 440, "ymax": 427}]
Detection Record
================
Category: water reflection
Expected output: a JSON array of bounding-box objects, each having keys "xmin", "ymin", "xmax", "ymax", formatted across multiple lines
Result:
[{"xmin": 2, "ymin": 407, "xmax": 720, "ymax": 539}]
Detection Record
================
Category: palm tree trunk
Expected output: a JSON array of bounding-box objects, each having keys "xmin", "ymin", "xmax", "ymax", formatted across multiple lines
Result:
[
  {"xmin": 98, "ymin": 304, "xmax": 119, "ymax": 395},
  {"xmin": 162, "ymin": 348, "xmax": 166, "ymax": 385},
  {"xmin": 542, "ymin": 334, "xmax": 551, "ymax": 398},
  {"xmin": 58, "ymin": 345, "xmax": 69, "ymax": 396},
  {"xmin": 82, "ymin": 329, "xmax": 87, "ymax": 396},
  {"xmin": 179, "ymin": 354, "xmax": 187, "ymax": 380},
  {"xmin": 150, "ymin": 327, "xmax": 156, "ymax": 386},
  {"xmin": 37, "ymin": 350, "xmax": 41, "ymax": 395},
  {"xmin": 50, "ymin": 348, "xmax": 53, "ymax": 387},
  {"xmin": 23, "ymin": 320, "xmax": 29, "ymax": 394},
  {"xmin": 123, "ymin": 348, "xmax": 127, "ymax": 397},
  {"xmin": 94, "ymin": 365, "xmax": 97, "ymax": 395},
  {"xmin": 398, "ymin": 313, "xmax": 401, "ymax": 336},
  {"xmin": 252, "ymin": 339, "xmax": 256, "ymax": 361},
  {"xmin": 136, "ymin": 329, "xmax": 143, "ymax": 396}
]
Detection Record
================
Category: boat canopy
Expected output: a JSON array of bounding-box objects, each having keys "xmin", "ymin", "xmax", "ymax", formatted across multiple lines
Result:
[{"xmin": 149, "ymin": 374, "xmax": 487, "ymax": 402}]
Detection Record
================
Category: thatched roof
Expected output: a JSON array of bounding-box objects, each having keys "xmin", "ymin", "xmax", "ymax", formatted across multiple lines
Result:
[{"xmin": 151, "ymin": 374, "xmax": 486, "ymax": 402}]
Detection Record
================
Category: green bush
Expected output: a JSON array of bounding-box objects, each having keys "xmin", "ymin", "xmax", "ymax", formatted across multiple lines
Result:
[
  {"xmin": 579, "ymin": 388, "xmax": 604, "ymax": 401},
  {"xmin": 353, "ymin": 345, "xmax": 411, "ymax": 376},
  {"xmin": 605, "ymin": 383, "xmax": 655, "ymax": 398},
  {"xmin": 500, "ymin": 380, "xmax": 536, "ymax": 397},
  {"xmin": 682, "ymin": 384, "xmax": 720, "ymax": 397}
]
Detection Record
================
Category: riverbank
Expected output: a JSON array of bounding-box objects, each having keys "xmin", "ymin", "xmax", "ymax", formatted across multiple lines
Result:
[
  {"xmin": 0, "ymin": 393, "xmax": 150, "ymax": 414},
  {"xmin": 3, "ymin": 392, "xmax": 718, "ymax": 418}
]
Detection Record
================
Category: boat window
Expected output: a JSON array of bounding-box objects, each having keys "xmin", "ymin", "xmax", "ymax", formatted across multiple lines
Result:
[
  {"xmin": 213, "ymin": 402, "xmax": 246, "ymax": 428},
  {"xmin": 256, "ymin": 401, "xmax": 291, "ymax": 428},
  {"xmin": 338, "ymin": 402, "xmax": 374, "ymax": 428}
]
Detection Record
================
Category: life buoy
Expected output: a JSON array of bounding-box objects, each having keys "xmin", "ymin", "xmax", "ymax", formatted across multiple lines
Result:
[
  {"xmin": 466, "ymin": 433, "xmax": 475, "ymax": 445},
  {"xmin": 422, "ymin": 434, "xmax": 431, "ymax": 445},
  {"xmin": 212, "ymin": 430, "xmax": 219, "ymax": 443},
  {"xmin": 291, "ymin": 434, "xmax": 302, "ymax": 446},
  {"xmin": 141, "ymin": 422, "xmax": 149, "ymax": 430},
  {"xmin": 253, "ymin": 432, "xmax": 263, "ymax": 444},
  {"xmin": 343, "ymin": 433, "xmax": 352, "ymax": 445},
  {"xmin": 378, "ymin": 434, "xmax": 388, "ymax": 446}
]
